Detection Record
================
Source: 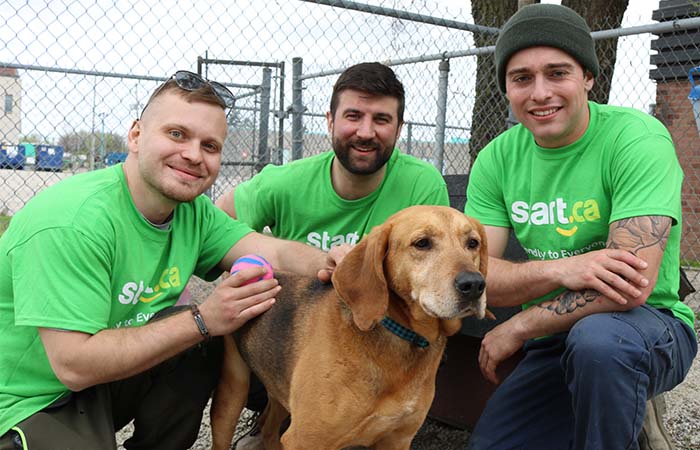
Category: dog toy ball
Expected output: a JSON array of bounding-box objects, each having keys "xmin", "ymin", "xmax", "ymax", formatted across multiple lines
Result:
[{"xmin": 230, "ymin": 254, "xmax": 274, "ymax": 285}]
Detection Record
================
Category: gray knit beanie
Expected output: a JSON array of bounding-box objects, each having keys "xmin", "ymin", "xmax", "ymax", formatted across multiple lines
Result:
[{"xmin": 494, "ymin": 3, "xmax": 599, "ymax": 93}]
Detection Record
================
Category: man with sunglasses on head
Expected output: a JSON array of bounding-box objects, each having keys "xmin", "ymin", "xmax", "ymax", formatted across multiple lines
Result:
[
  {"xmin": 215, "ymin": 62, "xmax": 449, "ymax": 449},
  {"xmin": 0, "ymin": 71, "xmax": 347, "ymax": 450}
]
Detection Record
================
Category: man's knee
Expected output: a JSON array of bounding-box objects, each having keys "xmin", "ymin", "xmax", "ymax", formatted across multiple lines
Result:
[{"xmin": 563, "ymin": 312, "xmax": 649, "ymax": 375}]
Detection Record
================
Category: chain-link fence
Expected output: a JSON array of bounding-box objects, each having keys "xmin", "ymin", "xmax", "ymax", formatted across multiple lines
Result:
[{"xmin": 0, "ymin": 0, "xmax": 699, "ymax": 261}]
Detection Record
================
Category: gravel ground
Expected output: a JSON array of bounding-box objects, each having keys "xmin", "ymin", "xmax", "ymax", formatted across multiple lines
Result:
[{"xmin": 117, "ymin": 271, "xmax": 700, "ymax": 450}]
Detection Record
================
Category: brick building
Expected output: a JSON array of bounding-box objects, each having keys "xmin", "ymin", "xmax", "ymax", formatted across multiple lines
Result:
[{"xmin": 649, "ymin": 0, "xmax": 700, "ymax": 261}]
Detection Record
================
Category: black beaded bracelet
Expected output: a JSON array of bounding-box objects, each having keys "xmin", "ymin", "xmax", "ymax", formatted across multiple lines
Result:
[{"xmin": 190, "ymin": 303, "xmax": 210, "ymax": 341}]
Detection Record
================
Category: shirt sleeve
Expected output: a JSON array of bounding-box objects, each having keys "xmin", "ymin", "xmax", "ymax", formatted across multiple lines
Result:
[
  {"xmin": 417, "ymin": 174, "xmax": 450, "ymax": 206},
  {"xmin": 233, "ymin": 167, "xmax": 278, "ymax": 232},
  {"xmin": 608, "ymin": 131, "xmax": 682, "ymax": 225},
  {"xmin": 196, "ymin": 198, "xmax": 255, "ymax": 280},
  {"xmin": 12, "ymin": 228, "xmax": 112, "ymax": 333}
]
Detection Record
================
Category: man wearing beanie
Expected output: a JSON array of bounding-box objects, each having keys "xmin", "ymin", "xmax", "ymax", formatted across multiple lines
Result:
[{"xmin": 465, "ymin": 4, "xmax": 696, "ymax": 450}]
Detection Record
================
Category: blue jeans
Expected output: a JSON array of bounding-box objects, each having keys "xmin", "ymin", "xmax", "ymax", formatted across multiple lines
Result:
[{"xmin": 466, "ymin": 306, "xmax": 697, "ymax": 450}]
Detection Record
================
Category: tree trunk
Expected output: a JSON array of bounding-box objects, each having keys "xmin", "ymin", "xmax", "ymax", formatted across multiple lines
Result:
[
  {"xmin": 562, "ymin": 0, "xmax": 629, "ymax": 104},
  {"xmin": 469, "ymin": 0, "xmax": 518, "ymax": 162}
]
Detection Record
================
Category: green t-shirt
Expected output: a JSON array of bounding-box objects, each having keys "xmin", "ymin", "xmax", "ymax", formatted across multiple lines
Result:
[
  {"xmin": 466, "ymin": 102, "xmax": 694, "ymax": 330},
  {"xmin": 0, "ymin": 164, "xmax": 253, "ymax": 435},
  {"xmin": 234, "ymin": 148, "xmax": 449, "ymax": 249}
]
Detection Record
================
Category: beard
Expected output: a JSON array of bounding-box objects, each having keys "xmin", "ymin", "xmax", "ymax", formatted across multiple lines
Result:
[{"xmin": 332, "ymin": 136, "xmax": 394, "ymax": 175}]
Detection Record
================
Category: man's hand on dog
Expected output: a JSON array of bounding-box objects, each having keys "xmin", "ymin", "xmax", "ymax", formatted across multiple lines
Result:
[
  {"xmin": 201, "ymin": 244, "xmax": 351, "ymax": 336},
  {"xmin": 199, "ymin": 266, "xmax": 281, "ymax": 336},
  {"xmin": 318, "ymin": 243, "xmax": 353, "ymax": 283}
]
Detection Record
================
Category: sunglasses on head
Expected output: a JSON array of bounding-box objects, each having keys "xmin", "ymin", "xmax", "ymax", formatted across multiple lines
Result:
[
  {"xmin": 172, "ymin": 71, "xmax": 235, "ymax": 108},
  {"xmin": 141, "ymin": 70, "xmax": 235, "ymax": 117}
]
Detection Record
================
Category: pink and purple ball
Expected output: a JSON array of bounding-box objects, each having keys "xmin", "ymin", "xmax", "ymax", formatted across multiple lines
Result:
[{"xmin": 230, "ymin": 254, "xmax": 274, "ymax": 285}]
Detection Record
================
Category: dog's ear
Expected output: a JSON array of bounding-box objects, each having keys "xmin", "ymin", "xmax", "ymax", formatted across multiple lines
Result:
[
  {"xmin": 474, "ymin": 219, "xmax": 488, "ymax": 278},
  {"xmin": 332, "ymin": 224, "xmax": 391, "ymax": 331},
  {"xmin": 470, "ymin": 217, "xmax": 489, "ymax": 320}
]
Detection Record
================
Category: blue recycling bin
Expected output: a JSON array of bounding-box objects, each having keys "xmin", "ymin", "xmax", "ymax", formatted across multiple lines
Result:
[
  {"xmin": 0, "ymin": 144, "xmax": 26, "ymax": 170},
  {"xmin": 689, "ymin": 67, "xmax": 700, "ymax": 134},
  {"xmin": 105, "ymin": 152, "xmax": 128, "ymax": 166},
  {"xmin": 36, "ymin": 144, "xmax": 65, "ymax": 172}
]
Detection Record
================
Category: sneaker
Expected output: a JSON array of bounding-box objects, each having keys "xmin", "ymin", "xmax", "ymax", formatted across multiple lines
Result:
[
  {"xmin": 234, "ymin": 411, "xmax": 264, "ymax": 450},
  {"xmin": 234, "ymin": 432, "xmax": 264, "ymax": 450},
  {"xmin": 638, "ymin": 394, "xmax": 675, "ymax": 450}
]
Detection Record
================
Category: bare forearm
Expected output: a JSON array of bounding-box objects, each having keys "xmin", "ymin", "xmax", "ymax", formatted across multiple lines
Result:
[
  {"xmin": 479, "ymin": 216, "xmax": 671, "ymax": 383},
  {"xmin": 215, "ymin": 189, "xmax": 237, "ymax": 219},
  {"xmin": 223, "ymin": 233, "xmax": 327, "ymax": 277},
  {"xmin": 273, "ymin": 239, "xmax": 328, "ymax": 276},
  {"xmin": 508, "ymin": 289, "xmax": 623, "ymax": 341},
  {"xmin": 486, "ymin": 257, "xmax": 562, "ymax": 307},
  {"xmin": 507, "ymin": 216, "xmax": 670, "ymax": 339},
  {"xmin": 41, "ymin": 310, "xmax": 202, "ymax": 391},
  {"xmin": 478, "ymin": 286, "xmax": 629, "ymax": 383},
  {"xmin": 487, "ymin": 217, "xmax": 666, "ymax": 307}
]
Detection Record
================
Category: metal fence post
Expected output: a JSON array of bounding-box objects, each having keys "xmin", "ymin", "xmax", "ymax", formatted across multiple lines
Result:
[
  {"xmin": 435, "ymin": 58, "xmax": 449, "ymax": 173},
  {"xmin": 405, "ymin": 122, "xmax": 413, "ymax": 155},
  {"xmin": 277, "ymin": 62, "xmax": 286, "ymax": 165},
  {"xmin": 257, "ymin": 67, "xmax": 272, "ymax": 171},
  {"xmin": 292, "ymin": 57, "xmax": 304, "ymax": 161}
]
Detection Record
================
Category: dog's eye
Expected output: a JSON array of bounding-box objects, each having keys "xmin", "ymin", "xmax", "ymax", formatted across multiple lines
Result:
[
  {"xmin": 413, "ymin": 238, "xmax": 432, "ymax": 250},
  {"xmin": 467, "ymin": 238, "xmax": 480, "ymax": 250}
]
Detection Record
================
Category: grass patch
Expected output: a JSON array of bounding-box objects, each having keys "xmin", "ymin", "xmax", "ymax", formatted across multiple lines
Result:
[
  {"xmin": 0, "ymin": 214, "xmax": 10, "ymax": 237},
  {"xmin": 681, "ymin": 259, "xmax": 700, "ymax": 269}
]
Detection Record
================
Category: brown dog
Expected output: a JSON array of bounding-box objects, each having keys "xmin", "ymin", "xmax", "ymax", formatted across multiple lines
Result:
[{"xmin": 210, "ymin": 205, "xmax": 490, "ymax": 450}]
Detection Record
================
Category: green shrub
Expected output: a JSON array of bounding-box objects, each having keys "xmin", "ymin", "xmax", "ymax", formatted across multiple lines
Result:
[
  {"xmin": 681, "ymin": 259, "xmax": 700, "ymax": 269},
  {"xmin": 0, "ymin": 214, "xmax": 10, "ymax": 237}
]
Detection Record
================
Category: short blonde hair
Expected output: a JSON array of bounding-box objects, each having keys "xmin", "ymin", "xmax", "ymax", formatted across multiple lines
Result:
[{"xmin": 140, "ymin": 78, "xmax": 226, "ymax": 118}]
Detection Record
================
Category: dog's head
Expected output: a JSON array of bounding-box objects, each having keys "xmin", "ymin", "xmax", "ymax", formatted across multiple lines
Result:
[{"xmin": 332, "ymin": 205, "xmax": 488, "ymax": 336}]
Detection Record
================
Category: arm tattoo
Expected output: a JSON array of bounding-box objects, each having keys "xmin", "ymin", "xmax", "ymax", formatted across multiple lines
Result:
[
  {"xmin": 537, "ymin": 289, "xmax": 600, "ymax": 315},
  {"xmin": 537, "ymin": 216, "xmax": 671, "ymax": 316},
  {"xmin": 608, "ymin": 216, "xmax": 671, "ymax": 255}
]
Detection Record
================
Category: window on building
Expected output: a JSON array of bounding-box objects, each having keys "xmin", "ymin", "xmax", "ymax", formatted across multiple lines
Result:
[{"xmin": 4, "ymin": 94, "xmax": 13, "ymax": 114}]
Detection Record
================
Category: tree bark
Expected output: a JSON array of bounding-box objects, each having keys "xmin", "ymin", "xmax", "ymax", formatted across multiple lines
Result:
[
  {"xmin": 469, "ymin": 0, "xmax": 518, "ymax": 162},
  {"xmin": 562, "ymin": 0, "xmax": 629, "ymax": 104}
]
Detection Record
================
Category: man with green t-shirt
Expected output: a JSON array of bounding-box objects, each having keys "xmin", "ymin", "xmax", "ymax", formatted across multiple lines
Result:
[
  {"xmin": 216, "ymin": 62, "xmax": 448, "ymax": 248},
  {"xmin": 215, "ymin": 62, "xmax": 448, "ymax": 449},
  {"xmin": 464, "ymin": 4, "xmax": 697, "ymax": 450},
  {"xmin": 0, "ymin": 71, "xmax": 345, "ymax": 450}
]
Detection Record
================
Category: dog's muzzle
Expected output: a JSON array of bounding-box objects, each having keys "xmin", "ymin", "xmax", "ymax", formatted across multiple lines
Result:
[{"xmin": 454, "ymin": 271, "xmax": 486, "ymax": 301}]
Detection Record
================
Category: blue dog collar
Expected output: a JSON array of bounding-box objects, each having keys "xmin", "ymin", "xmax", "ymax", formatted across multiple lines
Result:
[{"xmin": 380, "ymin": 316, "xmax": 429, "ymax": 348}]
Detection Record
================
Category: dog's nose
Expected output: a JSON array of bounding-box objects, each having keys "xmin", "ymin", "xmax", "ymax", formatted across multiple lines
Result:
[{"xmin": 454, "ymin": 271, "xmax": 486, "ymax": 300}]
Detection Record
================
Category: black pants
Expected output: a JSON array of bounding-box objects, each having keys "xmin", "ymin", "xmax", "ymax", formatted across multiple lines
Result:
[
  {"xmin": 0, "ymin": 307, "xmax": 223, "ymax": 450},
  {"xmin": 247, "ymin": 374, "xmax": 269, "ymax": 413}
]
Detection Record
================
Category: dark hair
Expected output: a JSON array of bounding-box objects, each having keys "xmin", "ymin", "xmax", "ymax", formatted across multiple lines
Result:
[{"xmin": 330, "ymin": 62, "xmax": 405, "ymax": 122}]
